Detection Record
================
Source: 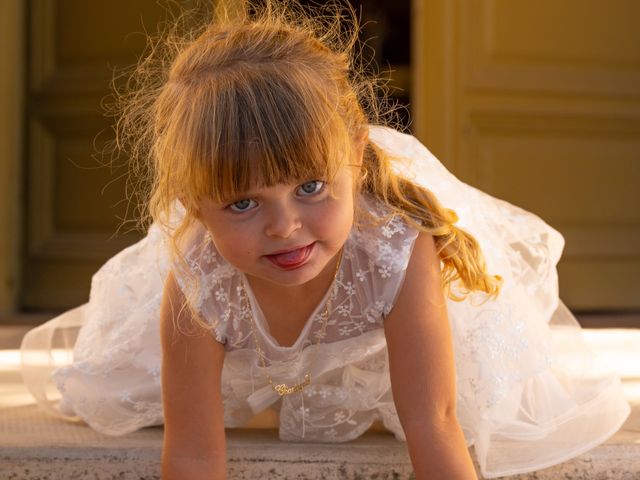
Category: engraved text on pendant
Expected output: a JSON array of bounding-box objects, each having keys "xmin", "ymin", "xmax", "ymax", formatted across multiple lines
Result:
[{"xmin": 272, "ymin": 374, "xmax": 311, "ymax": 396}]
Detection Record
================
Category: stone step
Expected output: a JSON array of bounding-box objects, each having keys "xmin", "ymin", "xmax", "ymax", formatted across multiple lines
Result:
[
  {"xmin": 1, "ymin": 325, "xmax": 639, "ymax": 479},
  {"xmin": 1, "ymin": 406, "xmax": 639, "ymax": 479}
]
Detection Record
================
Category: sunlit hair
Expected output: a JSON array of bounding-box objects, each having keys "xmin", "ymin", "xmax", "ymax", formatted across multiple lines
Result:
[{"xmin": 112, "ymin": 0, "xmax": 502, "ymax": 328}]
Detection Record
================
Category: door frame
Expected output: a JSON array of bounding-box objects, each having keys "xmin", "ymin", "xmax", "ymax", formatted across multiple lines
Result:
[{"xmin": 0, "ymin": 0, "xmax": 25, "ymax": 315}]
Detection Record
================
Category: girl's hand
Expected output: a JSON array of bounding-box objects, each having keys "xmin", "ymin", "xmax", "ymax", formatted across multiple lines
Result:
[
  {"xmin": 384, "ymin": 232, "xmax": 478, "ymax": 480},
  {"xmin": 160, "ymin": 271, "xmax": 228, "ymax": 480}
]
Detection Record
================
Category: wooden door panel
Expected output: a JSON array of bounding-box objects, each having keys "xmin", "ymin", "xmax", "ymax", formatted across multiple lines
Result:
[
  {"xmin": 416, "ymin": 0, "xmax": 640, "ymax": 311},
  {"xmin": 463, "ymin": 0, "xmax": 640, "ymax": 97},
  {"xmin": 23, "ymin": 0, "xmax": 178, "ymax": 309}
]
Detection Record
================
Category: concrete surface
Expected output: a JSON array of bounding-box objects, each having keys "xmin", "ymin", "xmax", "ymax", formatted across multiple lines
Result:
[{"xmin": 1, "ymin": 325, "xmax": 639, "ymax": 479}]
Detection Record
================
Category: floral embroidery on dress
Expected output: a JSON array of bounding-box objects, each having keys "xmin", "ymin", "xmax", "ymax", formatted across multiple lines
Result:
[{"xmin": 166, "ymin": 193, "xmax": 420, "ymax": 442}]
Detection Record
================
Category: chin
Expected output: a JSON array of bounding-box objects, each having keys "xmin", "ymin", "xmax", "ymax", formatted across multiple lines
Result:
[{"xmin": 268, "ymin": 267, "xmax": 322, "ymax": 287}]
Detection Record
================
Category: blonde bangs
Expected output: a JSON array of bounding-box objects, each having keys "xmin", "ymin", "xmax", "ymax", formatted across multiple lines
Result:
[{"xmin": 160, "ymin": 64, "xmax": 352, "ymax": 208}]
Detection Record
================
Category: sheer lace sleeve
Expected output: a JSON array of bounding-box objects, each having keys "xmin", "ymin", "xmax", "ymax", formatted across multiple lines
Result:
[
  {"xmin": 349, "ymin": 195, "xmax": 420, "ymax": 325},
  {"xmin": 172, "ymin": 222, "xmax": 233, "ymax": 345}
]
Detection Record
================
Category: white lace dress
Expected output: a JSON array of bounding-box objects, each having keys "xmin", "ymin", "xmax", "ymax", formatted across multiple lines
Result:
[{"xmin": 21, "ymin": 126, "xmax": 630, "ymax": 479}]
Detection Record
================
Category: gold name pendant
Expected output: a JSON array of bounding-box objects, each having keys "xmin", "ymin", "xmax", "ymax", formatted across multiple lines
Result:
[{"xmin": 271, "ymin": 374, "xmax": 311, "ymax": 396}]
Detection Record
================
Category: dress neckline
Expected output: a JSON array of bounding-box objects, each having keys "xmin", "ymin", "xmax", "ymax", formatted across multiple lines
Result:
[{"xmin": 239, "ymin": 250, "xmax": 345, "ymax": 352}]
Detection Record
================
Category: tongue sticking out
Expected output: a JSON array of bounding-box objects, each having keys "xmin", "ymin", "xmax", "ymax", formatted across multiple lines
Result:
[{"xmin": 269, "ymin": 246, "xmax": 309, "ymax": 267}]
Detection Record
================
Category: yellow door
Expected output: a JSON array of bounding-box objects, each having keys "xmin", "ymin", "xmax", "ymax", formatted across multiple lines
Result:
[
  {"xmin": 413, "ymin": 0, "xmax": 640, "ymax": 311},
  {"xmin": 21, "ymin": 0, "xmax": 188, "ymax": 309}
]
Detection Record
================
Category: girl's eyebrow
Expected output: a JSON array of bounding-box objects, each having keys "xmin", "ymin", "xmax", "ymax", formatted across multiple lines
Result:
[
  {"xmin": 217, "ymin": 188, "xmax": 267, "ymax": 205},
  {"xmin": 226, "ymin": 187, "xmax": 266, "ymax": 200},
  {"xmin": 220, "ymin": 177, "xmax": 328, "ymax": 203},
  {"xmin": 225, "ymin": 182, "xmax": 297, "ymax": 199}
]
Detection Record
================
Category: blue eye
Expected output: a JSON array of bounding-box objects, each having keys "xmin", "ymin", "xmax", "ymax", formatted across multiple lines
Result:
[
  {"xmin": 297, "ymin": 180, "xmax": 325, "ymax": 196},
  {"xmin": 229, "ymin": 198, "xmax": 257, "ymax": 212}
]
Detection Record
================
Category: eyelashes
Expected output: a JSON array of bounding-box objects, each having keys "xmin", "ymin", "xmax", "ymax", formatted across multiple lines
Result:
[
  {"xmin": 297, "ymin": 180, "xmax": 326, "ymax": 196},
  {"xmin": 229, "ymin": 198, "xmax": 257, "ymax": 212},
  {"xmin": 227, "ymin": 180, "xmax": 327, "ymax": 213}
]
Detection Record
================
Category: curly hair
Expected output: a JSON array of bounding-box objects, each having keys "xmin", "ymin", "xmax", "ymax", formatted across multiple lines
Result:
[{"xmin": 110, "ymin": 0, "xmax": 502, "ymax": 328}]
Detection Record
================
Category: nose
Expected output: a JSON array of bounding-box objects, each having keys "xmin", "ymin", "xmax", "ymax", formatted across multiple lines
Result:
[{"xmin": 264, "ymin": 202, "xmax": 302, "ymax": 238}]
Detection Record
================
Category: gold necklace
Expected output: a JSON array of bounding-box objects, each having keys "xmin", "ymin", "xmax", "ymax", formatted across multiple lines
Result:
[{"xmin": 242, "ymin": 248, "xmax": 343, "ymax": 397}]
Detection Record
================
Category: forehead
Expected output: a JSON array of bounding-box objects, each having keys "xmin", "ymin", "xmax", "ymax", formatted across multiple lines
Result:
[
  {"xmin": 201, "ymin": 132, "xmax": 352, "ymax": 203},
  {"xmin": 170, "ymin": 68, "xmax": 357, "ymax": 207},
  {"xmin": 226, "ymin": 178, "xmax": 312, "ymax": 199},
  {"xmin": 211, "ymin": 156, "xmax": 332, "ymax": 200},
  {"xmin": 208, "ymin": 162, "xmax": 356, "ymax": 205}
]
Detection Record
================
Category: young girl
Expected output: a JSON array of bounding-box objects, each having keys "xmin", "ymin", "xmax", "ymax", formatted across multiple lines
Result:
[{"xmin": 21, "ymin": 1, "xmax": 630, "ymax": 479}]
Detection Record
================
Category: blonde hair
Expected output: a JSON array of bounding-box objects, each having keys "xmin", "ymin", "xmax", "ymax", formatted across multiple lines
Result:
[{"xmin": 112, "ymin": 0, "xmax": 502, "ymax": 323}]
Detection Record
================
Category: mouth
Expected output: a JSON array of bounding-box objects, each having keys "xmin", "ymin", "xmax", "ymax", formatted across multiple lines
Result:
[{"xmin": 265, "ymin": 242, "xmax": 315, "ymax": 270}]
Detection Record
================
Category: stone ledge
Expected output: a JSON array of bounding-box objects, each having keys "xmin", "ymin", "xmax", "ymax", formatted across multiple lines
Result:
[
  {"xmin": 2, "ymin": 404, "xmax": 640, "ymax": 480},
  {"xmin": 2, "ymin": 326, "xmax": 640, "ymax": 479}
]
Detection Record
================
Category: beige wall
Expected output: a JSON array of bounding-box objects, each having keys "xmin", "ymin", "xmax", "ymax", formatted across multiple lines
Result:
[{"xmin": 0, "ymin": 0, "xmax": 24, "ymax": 314}]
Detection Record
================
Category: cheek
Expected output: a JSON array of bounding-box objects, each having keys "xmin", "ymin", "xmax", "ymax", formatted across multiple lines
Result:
[
  {"xmin": 207, "ymin": 224, "xmax": 258, "ymax": 260},
  {"xmin": 317, "ymin": 198, "xmax": 354, "ymax": 239}
]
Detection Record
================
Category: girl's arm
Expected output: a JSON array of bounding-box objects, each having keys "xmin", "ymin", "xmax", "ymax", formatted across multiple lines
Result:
[
  {"xmin": 384, "ymin": 232, "xmax": 478, "ymax": 480},
  {"xmin": 160, "ymin": 271, "xmax": 228, "ymax": 480}
]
